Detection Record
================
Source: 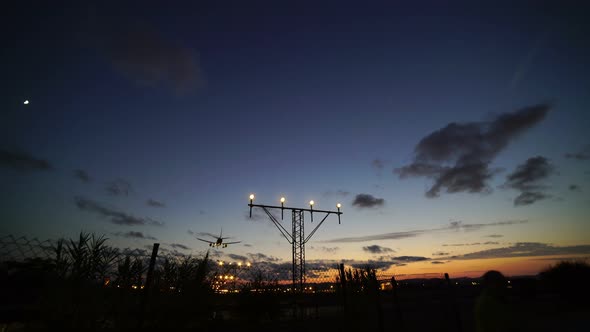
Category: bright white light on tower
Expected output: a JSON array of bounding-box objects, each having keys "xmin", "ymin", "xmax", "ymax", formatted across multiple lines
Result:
[
  {"xmin": 309, "ymin": 200, "xmax": 314, "ymax": 206},
  {"xmin": 280, "ymin": 197, "xmax": 285, "ymax": 203},
  {"xmin": 249, "ymin": 194, "xmax": 255, "ymax": 200},
  {"xmin": 337, "ymin": 203, "xmax": 342, "ymax": 208},
  {"xmin": 23, "ymin": 100, "xmax": 29, "ymax": 105}
]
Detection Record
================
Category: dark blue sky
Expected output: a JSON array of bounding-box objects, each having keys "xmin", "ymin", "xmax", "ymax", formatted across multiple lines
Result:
[{"xmin": 2, "ymin": 1, "xmax": 589, "ymax": 276}]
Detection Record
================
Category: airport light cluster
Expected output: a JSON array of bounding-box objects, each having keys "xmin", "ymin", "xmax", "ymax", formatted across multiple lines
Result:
[{"xmin": 247, "ymin": 193, "xmax": 343, "ymax": 292}]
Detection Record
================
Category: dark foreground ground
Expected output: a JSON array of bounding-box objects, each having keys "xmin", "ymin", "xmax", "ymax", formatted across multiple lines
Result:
[{"xmin": 2, "ymin": 281, "xmax": 589, "ymax": 332}]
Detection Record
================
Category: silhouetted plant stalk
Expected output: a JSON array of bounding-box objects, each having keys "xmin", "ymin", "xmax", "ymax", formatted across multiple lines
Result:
[
  {"xmin": 336, "ymin": 265, "xmax": 382, "ymax": 330},
  {"xmin": 52, "ymin": 232, "xmax": 120, "ymax": 283}
]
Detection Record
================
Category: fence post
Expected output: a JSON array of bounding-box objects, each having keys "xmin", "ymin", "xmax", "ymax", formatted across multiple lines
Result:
[
  {"xmin": 391, "ymin": 275, "xmax": 404, "ymax": 330},
  {"xmin": 138, "ymin": 242, "xmax": 159, "ymax": 328},
  {"xmin": 338, "ymin": 263, "xmax": 347, "ymax": 310}
]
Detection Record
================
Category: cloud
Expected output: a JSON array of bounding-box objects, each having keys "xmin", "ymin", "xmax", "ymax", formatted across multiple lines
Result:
[
  {"xmin": 392, "ymin": 256, "xmax": 429, "ymax": 262},
  {"xmin": 0, "ymin": 149, "xmax": 52, "ymax": 172},
  {"xmin": 105, "ymin": 179, "xmax": 133, "ymax": 196},
  {"xmin": 322, "ymin": 190, "xmax": 351, "ymax": 198},
  {"xmin": 564, "ymin": 145, "xmax": 590, "ymax": 161},
  {"xmin": 432, "ymin": 251, "xmax": 449, "ymax": 256},
  {"xmin": 443, "ymin": 243, "xmax": 480, "ymax": 247},
  {"xmin": 97, "ymin": 20, "xmax": 201, "ymax": 94},
  {"xmin": 226, "ymin": 253, "xmax": 248, "ymax": 262},
  {"xmin": 75, "ymin": 196, "xmax": 163, "ymax": 226},
  {"xmin": 147, "ymin": 199, "xmax": 165, "ymax": 208},
  {"xmin": 450, "ymin": 242, "xmax": 590, "ymax": 260},
  {"xmin": 308, "ymin": 246, "xmax": 339, "ymax": 254},
  {"xmin": 247, "ymin": 252, "xmax": 281, "ymax": 262},
  {"xmin": 113, "ymin": 231, "xmax": 157, "ymax": 240},
  {"xmin": 73, "ymin": 169, "xmax": 91, "ymax": 183},
  {"xmin": 504, "ymin": 156, "xmax": 555, "ymax": 207},
  {"xmin": 187, "ymin": 229, "xmax": 194, "ymax": 235},
  {"xmin": 372, "ymin": 159, "xmax": 386, "ymax": 170},
  {"xmin": 431, "ymin": 261, "xmax": 446, "ymax": 264},
  {"xmin": 505, "ymin": 156, "xmax": 554, "ymax": 191},
  {"xmin": 395, "ymin": 104, "xmax": 550, "ymax": 197},
  {"xmin": 363, "ymin": 245, "xmax": 395, "ymax": 254},
  {"xmin": 569, "ymin": 184, "xmax": 582, "ymax": 192},
  {"xmin": 169, "ymin": 243, "xmax": 190, "ymax": 250},
  {"xmin": 326, "ymin": 220, "xmax": 527, "ymax": 243},
  {"xmin": 486, "ymin": 234, "xmax": 503, "ymax": 238},
  {"xmin": 514, "ymin": 191, "xmax": 549, "ymax": 206},
  {"xmin": 442, "ymin": 241, "xmax": 498, "ymax": 247},
  {"xmin": 352, "ymin": 194, "xmax": 385, "ymax": 208}
]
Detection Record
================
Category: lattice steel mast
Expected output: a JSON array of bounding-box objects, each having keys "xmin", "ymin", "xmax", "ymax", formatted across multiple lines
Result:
[{"xmin": 248, "ymin": 194, "xmax": 342, "ymax": 291}]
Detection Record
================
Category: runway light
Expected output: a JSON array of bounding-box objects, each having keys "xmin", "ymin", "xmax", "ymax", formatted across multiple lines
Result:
[
  {"xmin": 249, "ymin": 194, "xmax": 255, "ymax": 218},
  {"xmin": 309, "ymin": 200, "xmax": 314, "ymax": 206},
  {"xmin": 280, "ymin": 197, "xmax": 285, "ymax": 203},
  {"xmin": 23, "ymin": 100, "xmax": 29, "ymax": 105},
  {"xmin": 337, "ymin": 203, "xmax": 341, "ymax": 208}
]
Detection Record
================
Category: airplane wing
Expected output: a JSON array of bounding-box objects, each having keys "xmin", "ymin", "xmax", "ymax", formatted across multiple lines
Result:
[
  {"xmin": 224, "ymin": 241, "xmax": 241, "ymax": 245},
  {"xmin": 196, "ymin": 237, "xmax": 215, "ymax": 244}
]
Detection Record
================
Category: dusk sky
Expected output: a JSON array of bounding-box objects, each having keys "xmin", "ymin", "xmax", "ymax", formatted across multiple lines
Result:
[{"xmin": 2, "ymin": 1, "xmax": 589, "ymax": 278}]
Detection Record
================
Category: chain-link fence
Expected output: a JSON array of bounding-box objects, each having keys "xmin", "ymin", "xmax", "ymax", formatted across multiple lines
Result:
[
  {"xmin": 0, "ymin": 234, "xmax": 446, "ymax": 292},
  {"xmin": 3, "ymin": 234, "xmax": 570, "ymax": 331}
]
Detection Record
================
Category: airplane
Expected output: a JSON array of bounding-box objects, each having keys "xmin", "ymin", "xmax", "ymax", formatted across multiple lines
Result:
[{"xmin": 196, "ymin": 228, "xmax": 241, "ymax": 248}]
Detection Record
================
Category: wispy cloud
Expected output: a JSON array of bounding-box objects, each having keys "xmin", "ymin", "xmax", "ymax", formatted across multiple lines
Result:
[
  {"xmin": 564, "ymin": 145, "xmax": 590, "ymax": 161},
  {"xmin": 432, "ymin": 251, "xmax": 449, "ymax": 256},
  {"xmin": 372, "ymin": 158, "xmax": 388, "ymax": 176},
  {"xmin": 442, "ymin": 241, "xmax": 499, "ymax": 247},
  {"xmin": 308, "ymin": 246, "xmax": 339, "ymax": 254},
  {"xmin": 569, "ymin": 184, "xmax": 582, "ymax": 192},
  {"xmin": 113, "ymin": 231, "xmax": 157, "ymax": 240},
  {"xmin": 372, "ymin": 159, "xmax": 386, "ymax": 170},
  {"xmin": 392, "ymin": 256, "xmax": 429, "ymax": 262},
  {"xmin": 105, "ymin": 179, "xmax": 133, "ymax": 196},
  {"xmin": 485, "ymin": 234, "xmax": 504, "ymax": 238},
  {"xmin": 326, "ymin": 220, "xmax": 527, "ymax": 243},
  {"xmin": 73, "ymin": 169, "xmax": 91, "ymax": 183},
  {"xmin": 449, "ymin": 242, "xmax": 590, "ymax": 260},
  {"xmin": 247, "ymin": 252, "xmax": 281, "ymax": 263},
  {"xmin": 352, "ymin": 194, "xmax": 385, "ymax": 208},
  {"xmin": 75, "ymin": 196, "xmax": 163, "ymax": 226},
  {"xmin": 322, "ymin": 190, "xmax": 351, "ymax": 198},
  {"xmin": 147, "ymin": 199, "xmax": 165, "ymax": 208},
  {"xmin": 169, "ymin": 243, "xmax": 190, "ymax": 250},
  {"xmin": 0, "ymin": 149, "xmax": 52, "ymax": 172},
  {"xmin": 395, "ymin": 104, "xmax": 550, "ymax": 198},
  {"xmin": 431, "ymin": 261, "xmax": 446, "ymax": 264},
  {"xmin": 504, "ymin": 156, "xmax": 554, "ymax": 206},
  {"xmin": 226, "ymin": 253, "xmax": 249, "ymax": 262},
  {"xmin": 363, "ymin": 245, "xmax": 395, "ymax": 254}
]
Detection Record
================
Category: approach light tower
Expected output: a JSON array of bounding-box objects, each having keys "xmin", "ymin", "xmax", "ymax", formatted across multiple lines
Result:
[{"xmin": 248, "ymin": 194, "xmax": 342, "ymax": 292}]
